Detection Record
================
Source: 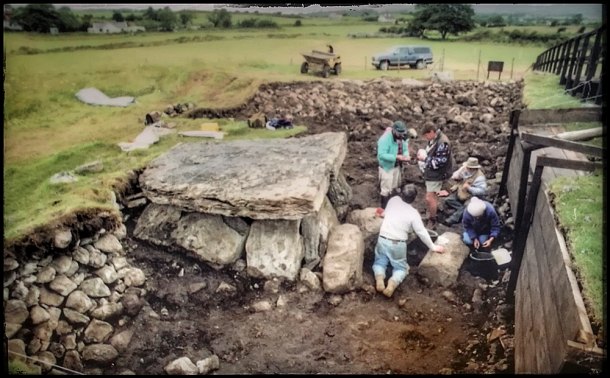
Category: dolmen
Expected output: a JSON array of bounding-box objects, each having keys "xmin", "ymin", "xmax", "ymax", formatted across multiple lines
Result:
[{"xmin": 134, "ymin": 132, "xmax": 355, "ymax": 282}]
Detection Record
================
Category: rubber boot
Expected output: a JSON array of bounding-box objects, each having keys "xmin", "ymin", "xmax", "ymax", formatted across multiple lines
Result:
[
  {"xmin": 443, "ymin": 214, "xmax": 458, "ymax": 226},
  {"xmin": 375, "ymin": 275, "xmax": 386, "ymax": 292},
  {"xmin": 382, "ymin": 279, "xmax": 399, "ymax": 298},
  {"xmin": 380, "ymin": 195, "xmax": 390, "ymax": 209}
]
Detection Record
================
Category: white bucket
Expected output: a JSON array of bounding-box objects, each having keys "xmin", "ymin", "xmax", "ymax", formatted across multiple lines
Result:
[{"xmin": 491, "ymin": 248, "xmax": 512, "ymax": 265}]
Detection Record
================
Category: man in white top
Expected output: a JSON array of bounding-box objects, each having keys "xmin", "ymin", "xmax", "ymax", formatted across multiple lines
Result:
[{"xmin": 373, "ymin": 184, "xmax": 445, "ymax": 298}]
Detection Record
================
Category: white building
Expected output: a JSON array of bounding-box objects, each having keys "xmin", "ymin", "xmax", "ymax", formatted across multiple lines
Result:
[
  {"xmin": 3, "ymin": 19, "xmax": 23, "ymax": 31},
  {"xmin": 88, "ymin": 21, "xmax": 144, "ymax": 34},
  {"xmin": 378, "ymin": 14, "xmax": 395, "ymax": 23}
]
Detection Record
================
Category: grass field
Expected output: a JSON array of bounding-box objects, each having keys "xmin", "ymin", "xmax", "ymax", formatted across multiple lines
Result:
[
  {"xmin": 0, "ymin": 23, "xmax": 569, "ymax": 241},
  {"xmin": 4, "ymin": 28, "xmax": 545, "ymax": 168}
]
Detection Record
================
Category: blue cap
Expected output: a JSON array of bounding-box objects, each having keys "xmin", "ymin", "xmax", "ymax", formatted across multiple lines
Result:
[{"xmin": 392, "ymin": 121, "xmax": 407, "ymax": 134}]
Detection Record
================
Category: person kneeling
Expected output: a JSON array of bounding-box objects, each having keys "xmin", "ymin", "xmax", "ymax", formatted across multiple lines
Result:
[{"xmin": 372, "ymin": 184, "xmax": 445, "ymax": 298}]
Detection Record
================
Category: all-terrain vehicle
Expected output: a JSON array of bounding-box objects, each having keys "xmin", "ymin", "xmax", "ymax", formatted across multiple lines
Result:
[{"xmin": 300, "ymin": 47, "xmax": 342, "ymax": 78}]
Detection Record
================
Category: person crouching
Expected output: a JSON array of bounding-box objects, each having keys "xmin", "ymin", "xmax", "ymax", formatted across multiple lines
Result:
[{"xmin": 462, "ymin": 197, "xmax": 501, "ymax": 252}]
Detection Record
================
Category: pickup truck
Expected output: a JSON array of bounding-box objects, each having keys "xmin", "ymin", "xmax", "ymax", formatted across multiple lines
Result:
[{"xmin": 371, "ymin": 45, "xmax": 433, "ymax": 70}]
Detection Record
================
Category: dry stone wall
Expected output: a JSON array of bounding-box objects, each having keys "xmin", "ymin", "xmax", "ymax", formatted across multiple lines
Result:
[{"xmin": 4, "ymin": 226, "xmax": 147, "ymax": 374}]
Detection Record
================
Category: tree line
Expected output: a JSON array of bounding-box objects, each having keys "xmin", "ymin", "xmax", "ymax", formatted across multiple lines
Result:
[
  {"xmin": 5, "ymin": 4, "xmax": 285, "ymax": 33},
  {"xmin": 6, "ymin": 4, "xmax": 592, "ymax": 36}
]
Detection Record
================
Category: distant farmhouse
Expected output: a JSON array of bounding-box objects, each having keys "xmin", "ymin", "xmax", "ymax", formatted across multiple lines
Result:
[
  {"xmin": 3, "ymin": 6, "xmax": 23, "ymax": 30},
  {"xmin": 377, "ymin": 13, "xmax": 395, "ymax": 23},
  {"xmin": 3, "ymin": 19, "xmax": 23, "ymax": 30},
  {"xmin": 88, "ymin": 21, "xmax": 145, "ymax": 34}
]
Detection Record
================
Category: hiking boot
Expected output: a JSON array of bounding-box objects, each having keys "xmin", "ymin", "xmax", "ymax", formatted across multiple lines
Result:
[
  {"xmin": 375, "ymin": 275, "xmax": 386, "ymax": 292},
  {"xmin": 382, "ymin": 279, "xmax": 399, "ymax": 298},
  {"xmin": 380, "ymin": 195, "xmax": 390, "ymax": 209},
  {"xmin": 442, "ymin": 216, "xmax": 458, "ymax": 226}
]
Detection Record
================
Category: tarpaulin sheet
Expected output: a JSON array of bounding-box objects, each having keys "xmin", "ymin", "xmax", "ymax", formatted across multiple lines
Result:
[{"xmin": 76, "ymin": 87, "xmax": 135, "ymax": 107}]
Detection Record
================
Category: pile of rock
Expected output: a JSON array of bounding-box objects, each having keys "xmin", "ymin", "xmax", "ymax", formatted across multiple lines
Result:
[{"xmin": 4, "ymin": 225, "xmax": 146, "ymax": 374}]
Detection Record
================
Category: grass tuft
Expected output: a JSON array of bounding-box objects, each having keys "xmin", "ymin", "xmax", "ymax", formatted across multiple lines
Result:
[{"xmin": 522, "ymin": 72, "xmax": 587, "ymax": 109}]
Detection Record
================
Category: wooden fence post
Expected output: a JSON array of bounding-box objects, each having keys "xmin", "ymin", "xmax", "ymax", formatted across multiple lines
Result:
[
  {"xmin": 497, "ymin": 109, "xmax": 520, "ymax": 200},
  {"xmin": 570, "ymin": 33, "xmax": 592, "ymax": 96},
  {"xmin": 559, "ymin": 38, "xmax": 575, "ymax": 85},
  {"xmin": 555, "ymin": 41, "xmax": 569, "ymax": 75},
  {"xmin": 507, "ymin": 163, "xmax": 544, "ymax": 300},
  {"xmin": 564, "ymin": 36, "xmax": 582, "ymax": 89}
]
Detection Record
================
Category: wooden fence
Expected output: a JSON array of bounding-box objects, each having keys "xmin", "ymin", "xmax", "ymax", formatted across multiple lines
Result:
[
  {"xmin": 532, "ymin": 26, "xmax": 605, "ymax": 105},
  {"xmin": 498, "ymin": 108, "xmax": 605, "ymax": 373}
]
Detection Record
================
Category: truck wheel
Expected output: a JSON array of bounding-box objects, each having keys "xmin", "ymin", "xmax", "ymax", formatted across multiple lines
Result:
[
  {"xmin": 416, "ymin": 60, "xmax": 427, "ymax": 69},
  {"xmin": 322, "ymin": 64, "xmax": 330, "ymax": 78},
  {"xmin": 300, "ymin": 62, "xmax": 309, "ymax": 74},
  {"xmin": 333, "ymin": 63, "xmax": 341, "ymax": 75},
  {"xmin": 380, "ymin": 61, "xmax": 389, "ymax": 71}
]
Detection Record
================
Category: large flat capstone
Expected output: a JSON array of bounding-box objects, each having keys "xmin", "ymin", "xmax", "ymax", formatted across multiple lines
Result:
[{"xmin": 139, "ymin": 132, "xmax": 347, "ymax": 220}]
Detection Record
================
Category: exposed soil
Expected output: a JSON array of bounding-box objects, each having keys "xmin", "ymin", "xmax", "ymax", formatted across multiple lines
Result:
[{"xmin": 103, "ymin": 78, "xmax": 520, "ymax": 374}]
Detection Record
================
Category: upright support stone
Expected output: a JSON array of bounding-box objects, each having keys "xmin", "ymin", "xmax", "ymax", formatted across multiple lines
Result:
[
  {"xmin": 134, "ymin": 203, "xmax": 249, "ymax": 267},
  {"xmin": 172, "ymin": 213, "xmax": 249, "ymax": 267},
  {"xmin": 246, "ymin": 220, "xmax": 304, "ymax": 281},
  {"xmin": 345, "ymin": 207, "xmax": 382, "ymax": 240},
  {"xmin": 417, "ymin": 232, "xmax": 470, "ymax": 287},
  {"xmin": 322, "ymin": 224, "xmax": 364, "ymax": 294},
  {"xmin": 133, "ymin": 204, "xmax": 182, "ymax": 247},
  {"xmin": 301, "ymin": 197, "xmax": 339, "ymax": 270},
  {"xmin": 327, "ymin": 171, "xmax": 352, "ymax": 221}
]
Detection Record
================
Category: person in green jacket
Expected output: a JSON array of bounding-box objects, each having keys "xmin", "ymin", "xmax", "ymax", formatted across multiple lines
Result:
[{"xmin": 377, "ymin": 120, "xmax": 411, "ymax": 208}]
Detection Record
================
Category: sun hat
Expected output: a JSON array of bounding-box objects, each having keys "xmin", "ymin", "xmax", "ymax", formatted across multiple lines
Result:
[
  {"xmin": 466, "ymin": 197, "xmax": 486, "ymax": 217},
  {"xmin": 392, "ymin": 120, "xmax": 407, "ymax": 134},
  {"xmin": 407, "ymin": 127, "xmax": 418, "ymax": 139},
  {"xmin": 463, "ymin": 157, "xmax": 481, "ymax": 169}
]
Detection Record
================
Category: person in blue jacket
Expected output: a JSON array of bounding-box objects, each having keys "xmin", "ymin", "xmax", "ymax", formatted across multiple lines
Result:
[
  {"xmin": 462, "ymin": 197, "xmax": 501, "ymax": 252},
  {"xmin": 377, "ymin": 120, "xmax": 411, "ymax": 208}
]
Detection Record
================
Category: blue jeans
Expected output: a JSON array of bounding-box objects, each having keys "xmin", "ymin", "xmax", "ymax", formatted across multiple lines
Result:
[
  {"xmin": 462, "ymin": 232, "xmax": 489, "ymax": 248},
  {"xmin": 372, "ymin": 237, "xmax": 409, "ymax": 284}
]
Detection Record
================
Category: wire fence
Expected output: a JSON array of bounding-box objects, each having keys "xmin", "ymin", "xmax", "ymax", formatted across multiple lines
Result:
[{"xmin": 532, "ymin": 25, "xmax": 604, "ymax": 105}]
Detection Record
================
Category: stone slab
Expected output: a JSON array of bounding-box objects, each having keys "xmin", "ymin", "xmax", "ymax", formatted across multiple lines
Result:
[{"xmin": 139, "ymin": 132, "xmax": 347, "ymax": 219}]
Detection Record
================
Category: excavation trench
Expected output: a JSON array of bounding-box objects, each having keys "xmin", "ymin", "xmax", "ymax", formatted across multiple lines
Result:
[{"xmin": 5, "ymin": 78, "xmax": 521, "ymax": 374}]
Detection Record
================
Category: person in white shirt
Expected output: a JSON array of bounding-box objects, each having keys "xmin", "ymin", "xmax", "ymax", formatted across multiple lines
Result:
[{"xmin": 373, "ymin": 184, "xmax": 445, "ymax": 298}]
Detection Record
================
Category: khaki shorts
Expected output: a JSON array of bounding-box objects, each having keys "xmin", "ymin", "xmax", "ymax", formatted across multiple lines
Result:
[
  {"xmin": 379, "ymin": 166, "xmax": 401, "ymax": 196},
  {"xmin": 425, "ymin": 180, "xmax": 443, "ymax": 193}
]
